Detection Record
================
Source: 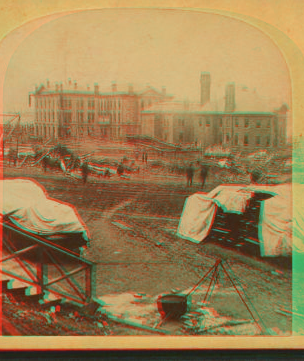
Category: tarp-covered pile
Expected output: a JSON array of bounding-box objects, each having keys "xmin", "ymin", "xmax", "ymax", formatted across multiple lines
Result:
[
  {"xmin": 177, "ymin": 183, "xmax": 293, "ymax": 257},
  {"xmin": 1, "ymin": 178, "xmax": 89, "ymax": 243}
]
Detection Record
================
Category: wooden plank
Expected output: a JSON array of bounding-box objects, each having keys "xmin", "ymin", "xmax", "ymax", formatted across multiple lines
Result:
[
  {"xmin": 0, "ymin": 244, "xmax": 39, "ymax": 264},
  {"xmin": 86, "ymin": 264, "xmax": 96, "ymax": 302},
  {"xmin": 46, "ymin": 265, "xmax": 87, "ymax": 287}
]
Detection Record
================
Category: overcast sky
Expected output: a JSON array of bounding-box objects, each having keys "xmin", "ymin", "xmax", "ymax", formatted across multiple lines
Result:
[{"xmin": 3, "ymin": 9, "xmax": 291, "ymax": 114}]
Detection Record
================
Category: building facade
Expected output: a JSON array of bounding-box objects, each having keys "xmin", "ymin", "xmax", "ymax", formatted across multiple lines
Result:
[
  {"xmin": 29, "ymin": 80, "xmax": 172, "ymax": 140},
  {"xmin": 29, "ymin": 73, "xmax": 288, "ymax": 150},
  {"xmin": 141, "ymin": 73, "xmax": 288, "ymax": 150}
]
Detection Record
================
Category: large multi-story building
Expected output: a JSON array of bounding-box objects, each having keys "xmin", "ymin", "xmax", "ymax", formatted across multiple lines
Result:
[
  {"xmin": 29, "ymin": 73, "xmax": 288, "ymax": 149},
  {"xmin": 141, "ymin": 73, "xmax": 288, "ymax": 149},
  {"xmin": 29, "ymin": 79, "xmax": 173, "ymax": 140}
]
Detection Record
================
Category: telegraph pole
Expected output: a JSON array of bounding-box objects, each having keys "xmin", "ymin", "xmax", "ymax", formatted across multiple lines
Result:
[{"xmin": 16, "ymin": 114, "xmax": 21, "ymax": 160}]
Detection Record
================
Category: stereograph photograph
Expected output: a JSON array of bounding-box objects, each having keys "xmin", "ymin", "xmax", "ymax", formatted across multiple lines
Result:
[{"xmin": 0, "ymin": 1, "xmax": 303, "ymax": 350}]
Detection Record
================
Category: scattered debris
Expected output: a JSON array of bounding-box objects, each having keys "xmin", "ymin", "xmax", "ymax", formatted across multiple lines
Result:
[
  {"xmin": 181, "ymin": 306, "xmax": 261, "ymax": 335},
  {"xmin": 271, "ymin": 270, "xmax": 283, "ymax": 276}
]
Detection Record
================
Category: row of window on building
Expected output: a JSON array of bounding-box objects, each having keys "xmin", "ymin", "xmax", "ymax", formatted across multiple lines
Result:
[
  {"xmin": 174, "ymin": 116, "xmax": 269, "ymax": 129},
  {"xmin": 36, "ymin": 110, "xmax": 57, "ymax": 122},
  {"xmin": 36, "ymin": 124, "xmax": 57, "ymax": 138},
  {"xmin": 220, "ymin": 117, "xmax": 271, "ymax": 128},
  {"xmin": 35, "ymin": 96, "xmax": 123, "ymax": 111},
  {"xmin": 162, "ymin": 119, "xmax": 170, "ymax": 127},
  {"xmin": 36, "ymin": 109, "xmax": 124, "ymax": 124},
  {"xmin": 220, "ymin": 133, "xmax": 271, "ymax": 146}
]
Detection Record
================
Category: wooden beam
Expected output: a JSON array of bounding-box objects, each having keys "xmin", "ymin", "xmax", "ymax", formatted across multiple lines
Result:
[
  {"xmin": 46, "ymin": 265, "xmax": 87, "ymax": 287},
  {"xmin": 0, "ymin": 244, "xmax": 39, "ymax": 263},
  {"xmin": 85, "ymin": 264, "xmax": 96, "ymax": 302}
]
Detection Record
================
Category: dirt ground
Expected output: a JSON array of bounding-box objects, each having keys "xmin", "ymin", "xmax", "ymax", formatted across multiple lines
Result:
[{"xmin": 2, "ymin": 162, "xmax": 292, "ymax": 336}]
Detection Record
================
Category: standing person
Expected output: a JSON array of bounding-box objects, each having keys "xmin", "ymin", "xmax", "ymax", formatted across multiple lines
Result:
[
  {"xmin": 145, "ymin": 152, "xmax": 148, "ymax": 164},
  {"xmin": 42, "ymin": 156, "xmax": 48, "ymax": 172},
  {"xmin": 250, "ymin": 169, "xmax": 262, "ymax": 184},
  {"xmin": 117, "ymin": 163, "xmax": 124, "ymax": 177},
  {"xmin": 142, "ymin": 151, "xmax": 145, "ymax": 163},
  {"xmin": 81, "ymin": 162, "xmax": 89, "ymax": 184},
  {"xmin": 186, "ymin": 163, "xmax": 194, "ymax": 187},
  {"xmin": 200, "ymin": 164, "xmax": 208, "ymax": 189},
  {"xmin": 135, "ymin": 148, "xmax": 139, "ymax": 161}
]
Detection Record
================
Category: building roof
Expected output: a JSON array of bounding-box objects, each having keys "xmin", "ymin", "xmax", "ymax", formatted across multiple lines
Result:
[
  {"xmin": 142, "ymin": 86, "xmax": 285, "ymax": 115},
  {"xmin": 30, "ymin": 81, "xmax": 174, "ymax": 99},
  {"xmin": 30, "ymin": 80, "xmax": 287, "ymax": 116},
  {"xmin": 142, "ymin": 100, "xmax": 223, "ymax": 114},
  {"xmin": 142, "ymin": 101, "xmax": 187, "ymax": 113}
]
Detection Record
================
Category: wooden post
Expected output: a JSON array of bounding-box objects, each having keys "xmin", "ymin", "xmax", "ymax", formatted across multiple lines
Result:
[
  {"xmin": 36, "ymin": 250, "xmax": 48, "ymax": 296},
  {"xmin": 85, "ymin": 263, "xmax": 96, "ymax": 302}
]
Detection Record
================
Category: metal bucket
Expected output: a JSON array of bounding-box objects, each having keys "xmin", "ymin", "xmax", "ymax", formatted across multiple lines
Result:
[{"xmin": 157, "ymin": 294, "xmax": 188, "ymax": 319}]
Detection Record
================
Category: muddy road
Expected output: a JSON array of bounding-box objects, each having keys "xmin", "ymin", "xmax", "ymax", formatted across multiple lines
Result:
[{"xmin": 3, "ymin": 167, "xmax": 292, "ymax": 334}]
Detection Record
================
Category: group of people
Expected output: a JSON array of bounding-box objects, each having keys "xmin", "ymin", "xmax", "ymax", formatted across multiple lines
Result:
[
  {"xmin": 186, "ymin": 163, "xmax": 209, "ymax": 189},
  {"xmin": 134, "ymin": 149, "xmax": 148, "ymax": 164}
]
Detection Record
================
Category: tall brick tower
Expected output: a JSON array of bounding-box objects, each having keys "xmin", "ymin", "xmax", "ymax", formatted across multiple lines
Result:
[{"xmin": 200, "ymin": 72, "xmax": 211, "ymax": 105}]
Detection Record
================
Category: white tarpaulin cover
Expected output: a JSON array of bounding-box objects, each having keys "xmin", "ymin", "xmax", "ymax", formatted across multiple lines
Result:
[
  {"xmin": 255, "ymin": 184, "xmax": 292, "ymax": 256},
  {"xmin": 1, "ymin": 178, "xmax": 89, "ymax": 240},
  {"xmin": 208, "ymin": 185, "xmax": 253, "ymax": 213},
  {"xmin": 177, "ymin": 184, "xmax": 293, "ymax": 257},
  {"xmin": 177, "ymin": 193, "xmax": 217, "ymax": 244}
]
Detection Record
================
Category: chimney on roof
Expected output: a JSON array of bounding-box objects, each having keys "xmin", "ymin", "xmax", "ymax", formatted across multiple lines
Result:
[
  {"xmin": 94, "ymin": 83, "xmax": 99, "ymax": 94},
  {"xmin": 74, "ymin": 81, "xmax": 77, "ymax": 90},
  {"xmin": 162, "ymin": 87, "xmax": 166, "ymax": 96},
  {"xmin": 225, "ymin": 82, "xmax": 235, "ymax": 112},
  {"xmin": 128, "ymin": 84, "xmax": 134, "ymax": 94},
  {"xmin": 46, "ymin": 79, "xmax": 50, "ymax": 88},
  {"xmin": 60, "ymin": 83, "xmax": 63, "ymax": 92},
  {"xmin": 200, "ymin": 72, "xmax": 211, "ymax": 105},
  {"xmin": 55, "ymin": 83, "xmax": 59, "ymax": 91},
  {"xmin": 112, "ymin": 82, "xmax": 117, "ymax": 92},
  {"xmin": 68, "ymin": 78, "xmax": 72, "ymax": 87}
]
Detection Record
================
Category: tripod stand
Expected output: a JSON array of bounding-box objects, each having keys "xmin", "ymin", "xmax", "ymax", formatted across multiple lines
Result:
[{"xmin": 190, "ymin": 258, "xmax": 268, "ymax": 335}]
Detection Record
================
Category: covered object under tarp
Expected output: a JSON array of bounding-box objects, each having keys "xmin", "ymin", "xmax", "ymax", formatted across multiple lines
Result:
[
  {"xmin": 177, "ymin": 183, "xmax": 293, "ymax": 257},
  {"xmin": 1, "ymin": 178, "xmax": 90, "ymax": 252}
]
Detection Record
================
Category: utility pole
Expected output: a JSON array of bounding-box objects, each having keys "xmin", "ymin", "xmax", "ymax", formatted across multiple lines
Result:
[{"xmin": 16, "ymin": 114, "xmax": 21, "ymax": 160}]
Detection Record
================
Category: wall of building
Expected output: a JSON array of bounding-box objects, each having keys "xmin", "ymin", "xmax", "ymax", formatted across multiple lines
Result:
[
  {"xmin": 220, "ymin": 114, "xmax": 276, "ymax": 148},
  {"xmin": 172, "ymin": 115, "xmax": 185, "ymax": 143},
  {"xmin": 141, "ymin": 113, "xmax": 155, "ymax": 137},
  {"xmin": 34, "ymin": 94, "xmax": 61, "ymax": 139},
  {"xmin": 192, "ymin": 114, "xmax": 217, "ymax": 147},
  {"xmin": 31, "ymin": 81, "xmax": 287, "ymax": 150},
  {"xmin": 120, "ymin": 95, "xmax": 138, "ymax": 138}
]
